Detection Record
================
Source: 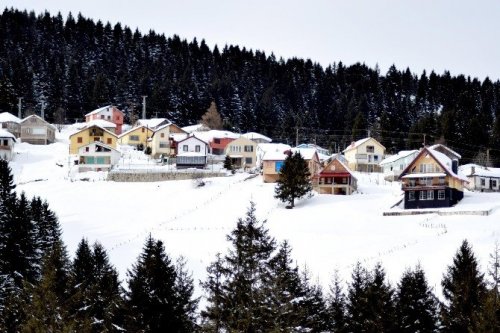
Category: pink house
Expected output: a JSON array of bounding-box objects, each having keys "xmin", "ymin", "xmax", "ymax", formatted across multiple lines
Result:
[{"xmin": 85, "ymin": 105, "xmax": 124, "ymax": 135}]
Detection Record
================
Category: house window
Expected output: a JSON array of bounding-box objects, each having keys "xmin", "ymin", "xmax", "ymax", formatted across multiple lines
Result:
[
  {"xmin": 159, "ymin": 142, "xmax": 168, "ymax": 148},
  {"xmin": 492, "ymin": 180, "xmax": 498, "ymax": 188},
  {"xmin": 161, "ymin": 133, "xmax": 165, "ymax": 138},
  {"xmin": 107, "ymin": 138, "xmax": 112, "ymax": 145},
  {"xmin": 244, "ymin": 145, "xmax": 254, "ymax": 152},
  {"xmin": 77, "ymin": 137, "xmax": 83, "ymax": 143},
  {"xmin": 245, "ymin": 157, "xmax": 252, "ymax": 164},
  {"xmin": 374, "ymin": 155, "xmax": 379, "ymax": 162},
  {"xmin": 427, "ymin": 190, "xmax": 434, "ymax": 200},
  {"xmin": 2, "ymin": 139, "xmax": 7, "ymax": 146},
  {"xmin": 366, "ymin": 145, "xmax": 374, "ymax": 153},
  {"xmin": 85, "ymin": 147, "xmax": 89, "ymax": 152},
  {"xmin": 231, "ymin": 146, "xmax": 241, "ymax": 153},
  {"xmin": 408, "ymin": 191, "xmax": 415, "ymax": 201},
  {"xmin": 94, "ymin": 137, "xmax": 100, "ymax": 142},
  {"xmin": 481, "ymin": 178, "xmax": 485, "ymax": 186},
  {"xmin": 195, "ymin": 145, "xmax": 201, "ymax": 152},
  {"xmin": 419, "ymin": 191, "xmax": 427, "ymax": 200},
  {"xmin": 130, "ymin": 135, "xmax": 139, "ymax": 141},
  {"xmin": 439, "ymin": 177, "xmax": 445, "ymax": 185},
  {"xmin": 141, "ymin": 128, "xmax": 145, "ymax": 133},
  {"xmin": 214, "ymin": 138, "xmax": 220, "ymax": 144},
  {"xmin": 438, "ymin": 190, "xmax": 445, "ymax": 200},
  {"xmin": 342, "ymin": 177, "xmax": 347, "ymax": 184},
  {"xmin": 183, "ymin": 145, "xmax": 188, "ymax": 152},
  {"xmin": 409, "ymin": 179, "xmax": 416, "ymax": 187},
  {"xmin": 107, "ymin": 115, "xmax": 111, "ymax": 120},
  {"xmin": 100, "ymin": 115, "xmax": 104, "ymax": 119}
]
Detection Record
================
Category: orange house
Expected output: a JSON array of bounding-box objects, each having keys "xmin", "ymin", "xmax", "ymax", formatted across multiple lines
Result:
[{"xmin": 85, "ymin": 105, "xmax": 124, "ymax": 135}]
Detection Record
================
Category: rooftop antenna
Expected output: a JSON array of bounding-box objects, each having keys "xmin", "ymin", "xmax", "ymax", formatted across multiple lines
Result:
[{"xmin": 141, "ymin": 95, "xmax": 147, "ymax": 119}]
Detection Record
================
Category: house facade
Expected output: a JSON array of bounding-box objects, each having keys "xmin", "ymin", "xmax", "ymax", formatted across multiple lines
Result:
[
  {"xmin": 69, "ymin": 125, "xmax": 118, "ymax": 154},
  {"xmin": 225, "ymin": 137, "xmax": 258, "ymax": 169},
  {"xmin": 242, "ymin": 132, "xmax": 272, "ymax": 144},
  {"xmin": 85, "ymin": 105, "xmax": 124, "ymax": 134},
  {"xmin": 399, "ymin": 147, "xmax": 467, "ymax": 209},
  {"xmin": 262, "ymin": 151, "xmax": 288, "ymax": 183},
  {"xmin": 77, "ymin": 142, "xmax": 121, "ymax": 172},
  {"xmin": 343, "ymin": 137, "xmax": 385, "ymax": 172},
  {"xmin": 20, "ymin": 115, "xmax": 56, "ymax": 145},
  {"xmin": 379, "ymin": 150, "xmax": 419, "ymax": 181},
  {"xmin": 0, "ymin": 112, "xmax": 21, "ymax": 138},
  {"xmin": 313, "ymin": 157, "xmax": 357, "ymax": 195},
  {"xmin": 176, "ymin": 136, "xmax": 208, "ymax": 169},
  {"xmin": 0, "ymin": 129, "xmax": 16, "ymax": 161},
  {"xmin": 461, "ymin": 164, "xmax": 500, "ymax": 192},
  {"xmin": 150, "ymin": 123, "xmax": 187, "ymax": 158},
  {"xmin": 119, "ymin": 126, "xmax": 154, "ymax": 148}
]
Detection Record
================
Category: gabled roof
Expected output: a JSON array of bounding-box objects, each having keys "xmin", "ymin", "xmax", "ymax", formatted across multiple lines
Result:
[
  {"xmin": 136, "ymin": 118, "xmax": 170, "ymax": 129},
  {"xmin": 342, "ymin": 137, "xmax": 385, "ymax": 153},
  {"xmin": 119, "ymin": 125, "xmax": 154, "ymax": 138},
  {"xmin": 291, "ymin": 147, "xmax": 319, "ymax": 161},
  {"xmin": 85, "ymin": 105, "xmax": 123, "ymax": 117},
  {"xmin": 195, "ymin": 130, "xmax": 240, "ymax": 143},
  {"xmin": 20, "ymin": 114, "xmax": 56, "ymax": 129},
  {"xmin": 177, "ymin": 134, "xmax": 208, "ymax": 146},
  {"xmin": 429, "ymin": 144, "xmax": 461, "ymax": 159},
  {"xmin": 85, "ymin": 119, "xmax": 116, "ymax": 128},
  {"xmin": 78, "ymin": 141, "xmax": 120, "ymax": 153},
  {"xmin": 151, "ymin": 122, "xmax": 187, "ymax": 137},
  {"xmin": 242, "ymin": 132, "xmax": 272, "ymax": 143},
  {"xmin": 0, "ymin": 112, "xmax": 21, "ymax": 123},
  {"xmin": 70, "ymin": 124, "xmax": 118, "ymax": 138},
  {"xmin": 319, "ymin": 156, "xmax": 357, "ymax": 180},
  {"xmin": 379, "ymin": 150, "xmax": 418, "ymax": 166},
  {"xmin": 398, "ymin": 147, "xmax": 467, "ymax": 182},
  {"xmin": 460, "ymin": 163, "xmax": 500, "ymax": 178},
  {"xmin": 0, "ymin": 129, "xmax": 16, "ymax": 140},
  {"xmin": 182, "ymin": 123, "xmax": 210, "ymax": 133},
  {"xmin": 259, "ymin": 143, "xmax": 292, "ymax": 161}
]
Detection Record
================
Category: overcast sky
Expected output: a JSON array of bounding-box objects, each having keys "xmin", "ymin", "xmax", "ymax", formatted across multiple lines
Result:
[{"xmin": 2, "ymin": 0, "xmax": 500, "ymax": 80}]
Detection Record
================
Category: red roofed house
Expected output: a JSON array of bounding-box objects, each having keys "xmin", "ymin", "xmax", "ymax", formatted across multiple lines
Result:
[
  {"xmin": 314, "ymin": 157, "xmax": 357, "ymax": 195},
  {"xmin": 85, "ymin": 105, "xmax": 124, "ymax": 135}
]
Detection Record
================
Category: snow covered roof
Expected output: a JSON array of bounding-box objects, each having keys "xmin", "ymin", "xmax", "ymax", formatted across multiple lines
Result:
[
  {"xmin": 0, "ymin": 112, "xmax": 21, "ymax": 123},
  {"xmin": 291, "ymin": 147, "xmax": 318, "ymax": 160},
  {"xmin": 194, "ymin": 130, "xmax": 240, "ymax": 142},
  {"xmin": 379, "ymin": 150, "xmax": 418, "ymax": 166},
  {"xmin": 169, "ymin": 133, "xmax": 188, "ymax": 142},
  {"xmin": 70, "ymin": 124, "xmax": 117, "ymax": 138},
  {"xmin": 0, "ymin": 129, "xmax": 16, "ymax": 140},
  {"xmin": 177, "ymin": 134, "xmax": 208, "ymax": 145},
  {"xmin": 182, "ymin": 123, "xmax": 210, "ymax": 133},
  {"xmin": 119, "ymin": 125, "xmax": 153, "ymax": 138},
  {"xmin": 136, "ymin": 118, "xmax": 170, "ymax": 129},
  {"xmin": 262, "ymin": 150, "xmax": 288, "ymax": 161},
  {"xmin": 342, "ymin": 137, "xmax": 385, "ymax": 153},
  {"xmin": 460, "ymin": 164, "xmax": 500, "ymax": 178},
  {"xmin": 85, "ymin": 105, "xmax": 112, "ymax": 117},
  {"xmin": 21, "ymin": 115, "xmax": 57, "ymax": 129},
  {"xmin": 242, "ymin": 132, "xmax": 272, "ymax": 143},
  {"xmin": 85, "ymin": 119, "xmax": 116, "ymax": 128},
  {"xmin": 401, "ymin": 173, "xmax": 446, "ymax": 179},
  {"xmin": 429, "ymin": 144, "xmax": 461, "ymax": 159}
]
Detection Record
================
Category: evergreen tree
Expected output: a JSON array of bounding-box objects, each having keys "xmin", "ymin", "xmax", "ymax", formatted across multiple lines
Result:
[
  {"xmin": 365, "ymin": 263, "xmax": 396, "ymax": 332},
  {"xmin": 21, "ymin": 240, "xmax": 71, "ymax": 333},
  {"xmin": 299, "ymin": 268, "xmax": 329, "ymax": 332},
  {"xmin": 223, "ymin": 155, "xmax": 233, "ymax": 173},
  {"xmin": 441, "ymin": 240, "xmax": 487, "ymax": 333},
  {"xmin": 173, "ymin": 257, "xmax": 198, "ymax": 332},
  {"xmin": 327, "ymin": 271, "xmax": 347, "ymax": 333},
  {"xmin": 274, "ymin": 151, "xmax": 312, "ymax": 209},
  {"xmin": 345, "ymin": 262, "xmax": 370, "ymax": 332},
  {"xmin": 125, "ymin": 235, "xmax": 196, "ymax": 332},
  {"xmin": 200, "ymin": 253, "xmax": 225, "ymax": 332},
  {"xmin": 395, "ymin": 265, "xmax": 438, "ymax": 333}
]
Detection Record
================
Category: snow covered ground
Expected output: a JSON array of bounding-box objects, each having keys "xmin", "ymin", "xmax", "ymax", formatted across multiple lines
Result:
[{"xmin": 9, "ymin": 126, "xmax": 500, "ymax": 300}]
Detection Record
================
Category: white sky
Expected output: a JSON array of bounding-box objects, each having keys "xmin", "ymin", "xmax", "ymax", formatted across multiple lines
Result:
[{"xmin": 2, "ymin": 0, "xmax": 500, "ymax": 80}]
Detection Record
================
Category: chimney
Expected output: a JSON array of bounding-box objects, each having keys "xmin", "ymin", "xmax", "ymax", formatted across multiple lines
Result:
[
  {"xmin": 471, "ymin": 166, "xmax": 475, "ymax": 175},
  {"xmin": 452, "ymin": 160, "xmax": 458, "ymax": 174}
]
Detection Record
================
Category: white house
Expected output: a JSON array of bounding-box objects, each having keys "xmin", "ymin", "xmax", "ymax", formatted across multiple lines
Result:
[
  {"xmin": 0, "ymin": 129, "xmax": 16, "ymax": 161},
  {"xmin": 77, "ymin": 142, "xmax": 121, "ymax": 172},
  {"xmin": 176, "ymin": 135, "xmax": 209, "ymax": 169},
  {"xmin": 460, "ymin": 164, "xmax": 500, "ymax": 192},
  {"xmin": 342, "ymin": 137, "xmax": 386, "ymax": 172},
  {"xmin": 379, "ymin": 150, "xmax": 419, "ymax": 181},
  {"xmin": 0, "ymin": 112, "xmax": 21, "ymax": 138}
]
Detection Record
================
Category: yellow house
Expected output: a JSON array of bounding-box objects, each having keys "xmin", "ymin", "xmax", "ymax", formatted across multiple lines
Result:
[
  {"xmin": 225, "ymin": 136, "xmax": 258, "ymax": 169},
  {"xmin": 342, "ymin": 137, "xmax": 385, "ymax": 172},
  {"xmin": 399, "ymin": 146, "xmax": 467, "ymax": 209},
  {"xmin": 69, "ymin": 125, "xmax": 118, "ymax": 155},
  {"xmin": 150, "ymin": 123, "xmax": 187, "ymax": 158},
  {"xmin": 119, "ymin": 125, "xmax": 154, "ymax": 147}
]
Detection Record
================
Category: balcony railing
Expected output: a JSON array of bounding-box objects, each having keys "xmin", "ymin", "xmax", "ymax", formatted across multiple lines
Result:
[{"xmin": 402, "ymin": 182, "xmax": 448, "ymax": 189}]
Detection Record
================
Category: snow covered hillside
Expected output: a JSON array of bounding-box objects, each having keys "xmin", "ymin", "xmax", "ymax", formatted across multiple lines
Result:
[{"xmin": 9, "ymin": 127, "xmax": 500, "ymax": 299}]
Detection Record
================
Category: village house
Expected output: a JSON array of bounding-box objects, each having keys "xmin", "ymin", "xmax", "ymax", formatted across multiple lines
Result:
[
  {"xmin": 69, "ymin": 125, "xmax": 118, "ymax": 154},
  {"xmin": 261, "ymin": 149, "xmax": 288, "ymax": 183},
  {"xmin": 399, "ymin": 146, "xmax": 468, "ymax": 209},
  {"xmin": 242, "ymin": 132, "xmax": 272, "ymax": 144},
  {"xmin": 0, "ymin": 112, "xmax": 21, "ymax": 138},
  {"xmin": 84, "ymin": 119, "xmax": 117, "ymax": 133},
  {"xmin": 85, "ymin": 105, "xmax": 124, "ymax": 134},
  {"xmin": 292, "ymin": 147, "xmax": 321, "ymax": 178},
  {"xmin": 77, "ymin": 142, "xmax": 121, "ymax": 172},
  {"xmin": 342, "ymin": 137, "xmax": 385, "ymax": 172},
  {"xmin": 379, "ymin": 150, "xmax": 419, "ymax": 181},
  {"xmin": 20, "ymin": 115, "xmax": 56, "ymax": 145},
  {"xmin": 225, "ymin": 136, "xmax": 258, "ymax": 169},
  {"xmin": 119, "ymin": 125, "xmax": 154, "ymax": 148},
  {"xmin": 460, "ymin": 164, "xmax": 500, "ymax": 192},
  {"xmin": 149, "ymin": 123, "xmax": 187, "ymax": 158},
  {"xmin": 0, "ymin": 129, "xmax": 16, "ymax": 161},
  {"xmin": 313, "ymin": 157, "xmax": 357, "ymax": 195},
  {"xmin": 176, "ymin": 135, "xmax": 209, "ymax": 169}
]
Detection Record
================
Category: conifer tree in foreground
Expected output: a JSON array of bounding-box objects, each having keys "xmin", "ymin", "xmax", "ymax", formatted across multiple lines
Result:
[
  {"xmin": 274, "ymin": 151, "xmax": 312, "ymax": 208},
  {"xmin": 126, "ymin": 235, "xmax": 196, "ymax": 332},
  {"xmin": 327, "ymin": 271, "xmax": 347, "ymax": 333},
  {"xmin": 441, "ymin": 239, "xmax": 487, "ymax": 333},
  {"xmin": 396, "ymin": 265, "xmax": 438, "ymax": 333}
]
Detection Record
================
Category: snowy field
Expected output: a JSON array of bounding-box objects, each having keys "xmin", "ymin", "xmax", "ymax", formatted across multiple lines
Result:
[{"xmin": 9, "ymin": 127, "xmax": 500, "ymax": 300}]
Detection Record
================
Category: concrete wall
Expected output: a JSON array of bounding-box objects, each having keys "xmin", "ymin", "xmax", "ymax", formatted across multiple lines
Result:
[{"xmin": 107, "ymin": 170, "xmax": 225, "ymax": 182}]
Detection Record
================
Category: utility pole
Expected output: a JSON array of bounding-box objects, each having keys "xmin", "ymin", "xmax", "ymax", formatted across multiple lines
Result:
[
  {"xmin": 17, "ymin": 97, "xmax": 23, "ymax": 119},
  {"xmin": 141, "ymin": 95, "xmax": 147, "ymax": 119},
  {"xmin": 487, "ymin": 148, "xmax": 491, "ymax": 167},
  {"xmin": 295, "ymin": 126, "xmax": 299, "ymax": 147},
  {"xmin": 41, "ymin": 101, "xmax": 46, "ymax": 119},
  {"xmin": 423, "ymin": 133, "xmax": 426, "ymax": 146}
]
